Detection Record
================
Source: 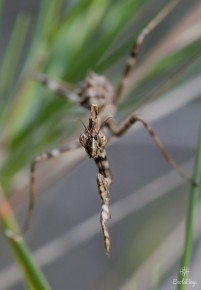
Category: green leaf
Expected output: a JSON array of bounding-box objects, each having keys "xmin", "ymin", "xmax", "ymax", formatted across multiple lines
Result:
[
  {"xmin": 0, "ymin": 186, "xmax": 51, "ymax": 290},
  {"xmin": 0, "ymin": 14, "xmax": 30, "ymax": 102},
  {"xmin": 177, "ymin": 116, "xmax": 201, "ymax": 290}
]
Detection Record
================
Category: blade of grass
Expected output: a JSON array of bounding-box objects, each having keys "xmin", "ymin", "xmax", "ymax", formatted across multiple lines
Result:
[
  {"xmin": 2, "ymin": 0, "xmax": 66, "ymax": 138},
  {"xmin": 28, "ymin": 0, "xmax": 64, "ymax": 58},
  {"xmin": 177, "ymin": 117, "xmax": 201, "ymax": 290},
  {"xmin": 0, "ymin": 14, "xmax": 30, "ymax": 100},
  {"xmin": 0, "ymin": 185, "xmax": 51, "ymax": 290},
  {"xmin": 68, "ymin": 0, "xmax": 144, "ymax": 79}
]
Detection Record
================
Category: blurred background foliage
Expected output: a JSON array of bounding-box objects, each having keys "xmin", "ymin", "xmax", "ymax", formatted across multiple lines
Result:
[{"xmin": 0, "ymin": 0, "xmax": 201, "ymax": 194}]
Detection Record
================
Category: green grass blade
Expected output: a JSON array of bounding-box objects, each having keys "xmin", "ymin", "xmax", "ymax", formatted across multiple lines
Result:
[
  {"xmin": 0, "ymin": 185, "xmax": 51, "ymax": 290},
  {"xmin": 35, "ymin": 0, "xmax": 63, "ymax": 45},
  {"xmin": 177, "ymin": 117, "xmax": 201, "ymax": 290},
  {"xmin": 1, "ymin": 0, "xmax": 65, "ymax": 138},
  {"xmin": 0, "ymin": 14, "xmax": 30, "ymax": 100}
]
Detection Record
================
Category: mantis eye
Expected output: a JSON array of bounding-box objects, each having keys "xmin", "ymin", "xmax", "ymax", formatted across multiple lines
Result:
[
  {"xmin": 79, "ymin": 134, "xmax": 87, "ymax": 147},
  {"xmin": 99, "ymin": 135, "xmax": 107, "ymax": 147}
]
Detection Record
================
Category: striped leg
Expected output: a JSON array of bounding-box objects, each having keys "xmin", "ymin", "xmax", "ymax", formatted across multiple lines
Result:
[
  {"xmin": 113, "ymin": 0, "xmax": 178, "ymax": 103},
  {"xmin": 21, "ymin": 141, "xmax": 81, "ymax": 234},
  {"xmin": 33, "ymin": 72, "xmax": 78, "ymax": 102},
  {"xmin": 96, "ymin": 173, "xmax": 112, "ymax": 256},
  {"xmin": 106, "ymin": 115, "xmax": 197, "ymax": 186}
]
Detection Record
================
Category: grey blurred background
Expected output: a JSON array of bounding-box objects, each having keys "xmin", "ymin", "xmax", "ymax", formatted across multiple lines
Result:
[{"xmin": 0, "ymin": 1, "xmax": 201, "ymax": 290}]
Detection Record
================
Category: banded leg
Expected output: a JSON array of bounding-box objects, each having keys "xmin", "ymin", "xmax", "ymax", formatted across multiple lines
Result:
[
  {"xmin": 22, "ymin": 141, "xmax": 81, "ymax": 233},
  {"xmin": 33, "ymin": 72, "xmax": 78, "ymax": 102},
  {"xmin": 113, "ymin": 0, "xmax": 178, "ymax": 103},
  {"xmin": 106, "ymin": 115, "xmax": 197, "ymax": 186},
  {"xmin": 97, "ymin": 173, "xmax": 112, "ymax": 256}
]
